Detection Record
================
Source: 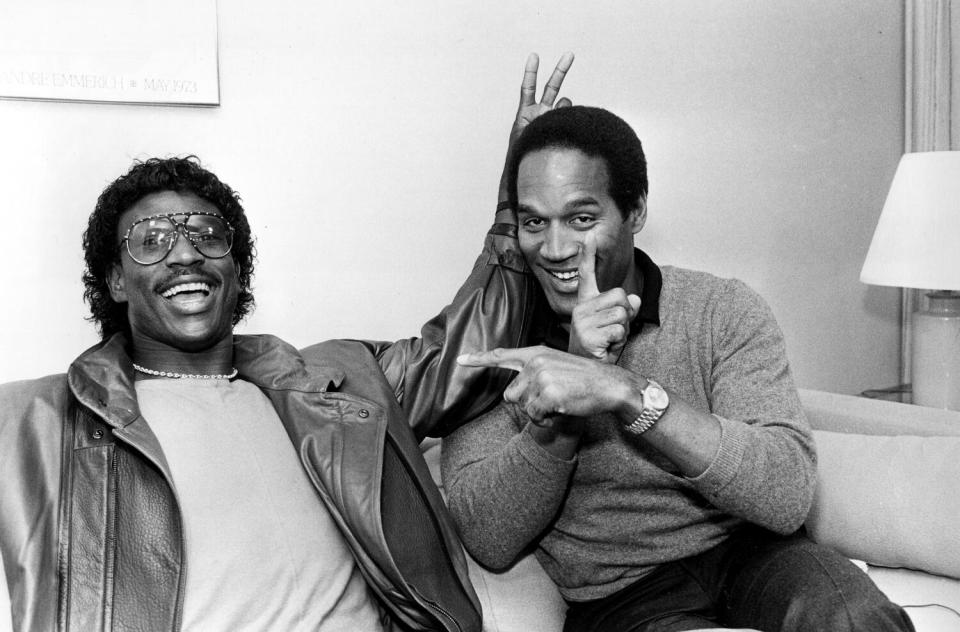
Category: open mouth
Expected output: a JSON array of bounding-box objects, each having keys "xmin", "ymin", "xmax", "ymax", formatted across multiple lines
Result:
[
  {"xmin": 161, "ymin": 281, "xmax": 212, "ymax": 299},
  {"xmin": 547, "ymin": 270, "xmax": 579, "ymax": 282},
  {"xmin": 158, "ymin": 281, "xmax": 216, "ymax": 310}
]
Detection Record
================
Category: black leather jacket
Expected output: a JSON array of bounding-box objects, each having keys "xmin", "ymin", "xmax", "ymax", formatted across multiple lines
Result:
[{"xmin": 0, "ymin": 226, "xmax": 534, "ymax": 631}]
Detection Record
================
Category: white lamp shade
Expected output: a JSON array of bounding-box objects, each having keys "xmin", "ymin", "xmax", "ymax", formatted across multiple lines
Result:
[{"xmin": 860, "ymin": 151, "xmax": 960, "ymax": 290}]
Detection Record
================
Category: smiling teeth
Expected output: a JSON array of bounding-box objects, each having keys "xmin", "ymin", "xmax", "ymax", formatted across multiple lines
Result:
[
  {"xmin": 550, "ymin": 270, "xmax": 578, "ymax": 281},
  {"xmin": 162, "ymin": 282, "xmax": 211, "ymax": 298}
]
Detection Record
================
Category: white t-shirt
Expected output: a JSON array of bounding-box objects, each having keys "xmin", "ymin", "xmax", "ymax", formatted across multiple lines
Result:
[{"xmin": 136, "ymin": 378, "xmax": 382, "ymax": 631}]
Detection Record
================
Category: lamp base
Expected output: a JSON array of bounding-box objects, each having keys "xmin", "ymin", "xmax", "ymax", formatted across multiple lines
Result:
[{"xmin": 911, "ymin": 291, "xmax": 960, "ymax": 410}]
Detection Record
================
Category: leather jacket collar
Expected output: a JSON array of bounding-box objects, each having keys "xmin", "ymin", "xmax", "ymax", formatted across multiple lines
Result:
[{"xmin": 66, "ymin": 332, "xmax": 344, "ymax": 430}]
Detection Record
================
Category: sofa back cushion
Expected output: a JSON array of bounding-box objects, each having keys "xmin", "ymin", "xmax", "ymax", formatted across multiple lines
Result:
[
  {"xmin": 798, "ymin": 388, "xmax": 960, "ymax": 437},
  {"xmin": 805, "ymin": 430, "xmax": 960, "ymax": 579}
]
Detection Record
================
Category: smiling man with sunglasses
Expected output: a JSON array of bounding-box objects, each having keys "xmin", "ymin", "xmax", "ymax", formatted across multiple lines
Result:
[
  {"xmin": 0, "ymin": 53, "xmax": 574, "ymax": 632},
  {"xmin": 111, "ymin": 192, "xmax": 241, "ymax": 365}
]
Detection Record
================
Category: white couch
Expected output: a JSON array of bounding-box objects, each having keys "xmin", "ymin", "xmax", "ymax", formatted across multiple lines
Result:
[{"xmin": 424, "ymin": 389, "xmax": 960, "ymax": 632}]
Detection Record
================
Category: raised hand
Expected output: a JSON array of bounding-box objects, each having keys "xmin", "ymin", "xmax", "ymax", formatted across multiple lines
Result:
[
  {"xmin": 498, "ymin": 52, "xmax": 575, "ymax": 219},
  {"xmin": 458, "ymin": 346, "xmax": 633, "ymax": 422},
  {"xmin": 511, "ymin": 52, "xmax": 575, "ymax": 146},
  {"xmin": 568, "ymin": 232, "xmax": 642, "ymax": 363}
]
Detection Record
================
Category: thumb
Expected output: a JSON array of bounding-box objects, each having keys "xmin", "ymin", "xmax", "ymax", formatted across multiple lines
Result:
[{"xmin": 626, "ymin": 294, "xmax": 641, "ymax": 320}]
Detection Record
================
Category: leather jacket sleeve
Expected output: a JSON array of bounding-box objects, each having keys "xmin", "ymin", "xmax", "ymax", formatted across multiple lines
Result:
[{"xmin": 355, "ymin": 223, "xmax": 537, "ymax": 440}]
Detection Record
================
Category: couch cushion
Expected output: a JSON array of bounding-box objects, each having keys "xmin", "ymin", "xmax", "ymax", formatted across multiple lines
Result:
[
  {"xmin": 806, "ymin": 431, "xmax": 960, "ymax": 579},
  {"xmin": 868, "ymin": 566, "xmax": 960, "ymax": 631},
  {"xmin": 466, "ymin": 553, "xmax": 566, "ymax": 632}
]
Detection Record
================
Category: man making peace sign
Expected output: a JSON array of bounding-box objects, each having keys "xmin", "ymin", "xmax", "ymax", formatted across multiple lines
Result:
[{"xmin": 441, "ymin": 105, "xmax": 913, "ymax": 631}]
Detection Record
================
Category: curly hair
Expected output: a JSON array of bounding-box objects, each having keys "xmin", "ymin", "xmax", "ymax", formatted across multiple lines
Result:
[
  {"xmin": 507, "ymin": 106, "xmax": 648, "ymax": 218},
  {"xmin": 82, "ymin": 156, "xmax": 256, "ymax": 339}
]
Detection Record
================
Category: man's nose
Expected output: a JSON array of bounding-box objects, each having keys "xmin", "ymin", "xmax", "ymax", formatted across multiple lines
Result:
[
  {"xmin": 540, "ymin": 226, "xmax": 580, "ymax": 262},
  {"xmin": 165, "ymin": 226, "xmax": 204, "ymax": 265}
]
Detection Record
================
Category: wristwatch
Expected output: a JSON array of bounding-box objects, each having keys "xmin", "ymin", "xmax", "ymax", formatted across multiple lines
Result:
[{"xmin": 622, "ymin": 378, "xmax": 669, "ymax": 436}]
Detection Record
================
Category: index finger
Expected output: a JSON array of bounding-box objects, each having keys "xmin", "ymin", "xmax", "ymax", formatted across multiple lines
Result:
[
  {"xmin": 539, "ymin": 51, "xmax": 574, "ymax": 106},
  {"xmin": 457, "ymin": 347, "xmax": 544, "ymax": 372},
  {"xmin": 519, "ymin": 53, "xmax": 540, "ymax": 108},
  {"xmin": 577, "ymin": 231, "xmax": 600, "ymax": 301}
]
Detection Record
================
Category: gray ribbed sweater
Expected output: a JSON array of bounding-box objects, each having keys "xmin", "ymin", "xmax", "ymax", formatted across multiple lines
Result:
[{"xmin": 441, "ymin": 265, "xmax": 816, "ymax": 602}]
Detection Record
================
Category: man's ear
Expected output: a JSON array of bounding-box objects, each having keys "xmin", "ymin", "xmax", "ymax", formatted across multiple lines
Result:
[
  {"xmin": 629, "ymin": 197, "xmax": 647, "ymax": 234},
  {"xmin": 107, "ymin": 264, "xmax": 128, "ymax": 303}
]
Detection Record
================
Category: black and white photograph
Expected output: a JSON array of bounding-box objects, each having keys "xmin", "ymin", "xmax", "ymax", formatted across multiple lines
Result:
[{"xmin": 0, "ymin": 1, "xmax": 957, "ymax": 631}]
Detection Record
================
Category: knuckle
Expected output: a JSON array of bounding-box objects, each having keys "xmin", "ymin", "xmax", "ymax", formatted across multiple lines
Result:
[
  {"xmin": 537, "ymin": 367, "xmax": 554, "ymax": 383},
  {"xmin": 541, "ymin": 383, "xmax": 560, "ymax": 402},
  {"xmin": 528, "ymin": 355, "xmax": 548, "ymax": 371}
]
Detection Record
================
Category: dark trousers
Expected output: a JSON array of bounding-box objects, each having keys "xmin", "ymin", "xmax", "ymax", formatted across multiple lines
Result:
[{"xmin": 563, "ymin": 528, "xmax": 914, "ymax": 632}]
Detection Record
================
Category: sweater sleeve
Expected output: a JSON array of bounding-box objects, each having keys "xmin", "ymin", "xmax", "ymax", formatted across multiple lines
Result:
[
  {"xmin": 684, "ymin": 278, "xmax": 816, "ymax": 534},
  {"xmin": 440, "ymin": 403, "xmax": 576, "ymax": 570}
]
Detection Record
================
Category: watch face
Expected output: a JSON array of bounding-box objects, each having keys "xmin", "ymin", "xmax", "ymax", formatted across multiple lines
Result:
[{"xmin": 646, "ymin": 383, "xmax": 669, "ymax": 410}]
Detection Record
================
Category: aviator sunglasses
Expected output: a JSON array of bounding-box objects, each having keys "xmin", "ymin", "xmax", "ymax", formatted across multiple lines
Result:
[{"xmin": 120, "ymin": 212, "xmax": 235, "ymax": 265}]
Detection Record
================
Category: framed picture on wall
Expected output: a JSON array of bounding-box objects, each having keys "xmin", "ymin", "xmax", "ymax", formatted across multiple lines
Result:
[{"xmin": 0, "ymin": 0, "xmax": 219, "ymax": 106}]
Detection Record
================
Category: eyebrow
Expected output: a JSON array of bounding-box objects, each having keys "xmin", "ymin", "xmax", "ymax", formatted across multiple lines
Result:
[
  {"xmin": 565, "ymin": 195, "xmax": 602, "ymax": 209},
  {"xmin": 516, "ymin": 204, "xmax": 539, "ymax": 216},
  {"xmin": 517, "ymin": 197, "xmax": 601, "ymax": 216}
]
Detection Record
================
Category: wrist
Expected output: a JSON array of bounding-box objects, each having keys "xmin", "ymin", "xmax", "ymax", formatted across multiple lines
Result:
[
  {"xmin": 614, "ymin": 372, "xmax": 649, "ymax": 423},
  {"xmin": 617, "ymin": 376, "xmax": 670, "ymax": 436},
  {"xmin": 566, "ymin": 337, "xmax": 587, "ymax": 359},
  {"xmin": 527, "ymin": 416, "xmax": 584, "ymax": 458}
]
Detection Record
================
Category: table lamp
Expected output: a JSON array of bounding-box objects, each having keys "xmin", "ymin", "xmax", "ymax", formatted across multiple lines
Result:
[{"xmin": 861, "ymin": 151, "xmax": 960, "ymax": 410}]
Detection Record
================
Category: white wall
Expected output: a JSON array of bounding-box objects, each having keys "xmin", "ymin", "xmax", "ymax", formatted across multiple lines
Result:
[{"xmin": 0, "ymin": 0, "xmax": 903, "ymax": 394}]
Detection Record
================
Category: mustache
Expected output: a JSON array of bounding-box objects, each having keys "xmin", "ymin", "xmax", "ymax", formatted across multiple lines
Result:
[{"xmin": 154, "ymin": 269, "xmax": 220, "ymax": 294}]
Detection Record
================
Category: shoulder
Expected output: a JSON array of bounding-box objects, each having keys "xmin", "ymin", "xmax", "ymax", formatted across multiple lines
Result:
[
  {"xmin": 298, "ymin": 339, "xmax": 401, "ymax": 404},
  {"xmin": 661, "ymin": 265, "xmax": 756, "ymax": 296},
  {"xmin": 235, "ymin": 333, "xmax": 380, "ymax": 376},
  {"xmin": 300, "ymin": 338, "xmax": 382, "ymax": 370},
  {"xmin": 0, "ymin": 373, "xmax": 70, "ymax": 410},
  {"xmin": 660, "ymin": 265, "xmax": 769, "ymax": 315},
  {"xmin": 658, "ymin": 266, "xmax": 784, "ymax": 352},
  {"xmin": 0, "ymin": 374, "xmax": 71, "ymax": 457}
]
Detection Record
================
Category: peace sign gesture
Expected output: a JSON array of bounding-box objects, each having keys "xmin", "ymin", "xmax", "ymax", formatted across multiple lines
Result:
[
  {"xmin": 498, "ymin": 53, "xmax": 575, "ymax": 217},
  {"xmin": 511, "ymin": 52, "xmax": 575, "ymax": 146}
]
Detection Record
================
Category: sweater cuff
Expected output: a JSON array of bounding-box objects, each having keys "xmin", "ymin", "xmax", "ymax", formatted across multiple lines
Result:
[
  {"xmin": 515, "ymin": 425, "xmax": 578, "ymax": 478},
  {"xmin": 686, "ymin": 414, "xmax": 747, "ymax": 494}
]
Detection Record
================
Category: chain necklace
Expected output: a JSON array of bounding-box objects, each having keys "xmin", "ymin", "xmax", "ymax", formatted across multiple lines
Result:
[{"xmin": 133, "ymin": 363, "xmax": 238, "ymax": 380}]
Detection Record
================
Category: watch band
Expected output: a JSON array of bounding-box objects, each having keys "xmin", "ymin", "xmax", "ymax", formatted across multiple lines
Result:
[
  {"xmin": 623, "ymin": 408, "xmax": 661, "ymax": 435},
  {"xmin": 622, "ymin": 378, "xmax": 669, "ymax": 436}
]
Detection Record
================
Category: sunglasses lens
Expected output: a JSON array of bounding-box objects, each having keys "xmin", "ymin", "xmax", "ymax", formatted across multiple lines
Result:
[
  {"xmin": 128, "ymin": 217, "xmax": 177, "ymax": 265},
  {"xmin": 186, "ymin": 215, "xmax": 233, "ymax": 258}
]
